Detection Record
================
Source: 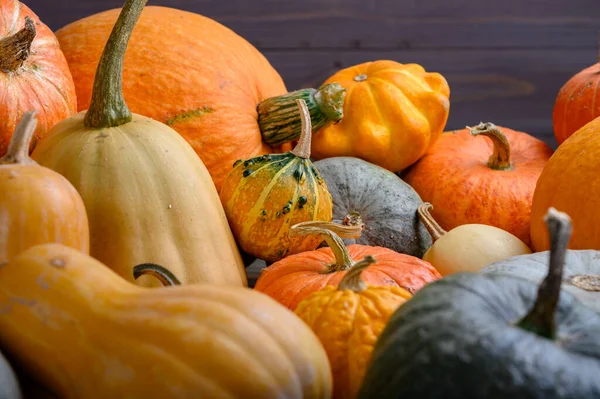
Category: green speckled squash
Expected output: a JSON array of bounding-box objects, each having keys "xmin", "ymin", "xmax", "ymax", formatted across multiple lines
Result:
[
  {"xmin": 258, "ymin": 83, "xmax": 346, "ymax": 146},
  {"xmin": 314, "ymin": 156, "xmax": 432, "ymax": 258},
  {"xmin": 220, "ymin": 99, "xmax": 333, "ymax": 262}
]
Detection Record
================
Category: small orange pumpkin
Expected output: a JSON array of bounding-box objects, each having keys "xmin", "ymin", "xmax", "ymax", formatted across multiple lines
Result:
[
  {"xmin": 0, "ymin": 111, "xmax": 89, "ymax": 263},
  {"xmin": 295, "ymin": 256, "xmax": 412, "ymax": 399},
  {"xmin": 404, "ymin": 122, "xmax": 553, "ymax": 246},
  {"xmin": 254, "ymin": 221, "xmax": 441, "ymax": 310},
  {"xmin": 308, "ymin": 60, "xmax": 450, "ymax": 173}
]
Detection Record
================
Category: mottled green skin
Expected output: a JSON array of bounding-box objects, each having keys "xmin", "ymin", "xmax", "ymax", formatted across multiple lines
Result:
[
  {"xmin": 314, "ymin": 157, "xmax": 432, "ymax": 257},
  {"xmin": 481, "ymin": 250, "xmax": 600, "ymax": 313},
  {"xmin": 0, "ymin": 351, "xmax": 21, "ymax": 399},
  {"xmin": 359, "ymin": 273, "xmax": 600, "ymax": 399},
  {"xmin": 258, "ymin": 83, "xmax": 346, "ymax": 146}
]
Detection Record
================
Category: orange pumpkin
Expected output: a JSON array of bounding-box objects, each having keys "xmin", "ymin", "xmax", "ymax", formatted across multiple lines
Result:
[
  {"xmin": 404, "ymin": 122, "xmax": 553, "ymax": 246},
  {"xmin": 552, "ymin": 56, "xmax": 600, "ymax": 145},
  {"xmin": 531, "ymin": 117, "xmax": 600, "ymax": 251},
  {"xmin": 0, "ymin": 111, "xmax": 89, "ymax": 263},
  {"xmin": 0, "ymin": 0, "xmax": 77, "ymax": 156},
  {"xmin": 308, "ymin": 60, "xmax": 450, "ymax": 172},
  {"xmin": 254, "ymin": 221, "xmax": 441, "ymax": 311},
  {"xmin": 55, "ymin": 7, "xmax": 345, "ymax": 191}
]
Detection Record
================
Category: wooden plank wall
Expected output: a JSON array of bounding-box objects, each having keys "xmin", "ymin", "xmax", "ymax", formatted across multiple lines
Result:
[{"xmin": 25, "ymin": 0, "xmax": 600, "ymax": 148}]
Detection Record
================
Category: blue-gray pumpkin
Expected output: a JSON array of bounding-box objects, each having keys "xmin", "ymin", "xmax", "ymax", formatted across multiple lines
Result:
[
  {"xmin": 358, "ymin": 208, "xmax": 600, "ymax": 399},
  {"xmin": 0, "ymin": 350, "xmax": 21, "ymax": 399},
  {"xmin": 313, "ymin": 157, "xmax": 431, "ymax": 257}
]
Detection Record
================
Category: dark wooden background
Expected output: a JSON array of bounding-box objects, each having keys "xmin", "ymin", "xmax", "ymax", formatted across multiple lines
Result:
[{"xmin": 25, "ymin": 0, "xmax": 600, "ymax": 148}]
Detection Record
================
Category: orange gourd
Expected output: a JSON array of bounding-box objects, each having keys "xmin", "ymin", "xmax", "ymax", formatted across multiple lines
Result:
[
  {"xmin": 531, "ymin": 117, "xmax": 600, "ymax": 251},
  {"xmin": 404, "ymin": 123, "xmax": 553, "ymax": 246},
  {"xmin": 254, "ymin": 221, "xmax": 441, "ymax": 310},
  {"xmin": 308, "ymin": 60, "xmax": 450, "ymax": 172},
  {"xmin": 552, "ymin": 53, "xmax": 600, "ymax": 145},
  {"xmin": 0, "ymin": 112, "xmax": 89, "ymax": 263},
  {"xmin": 0, "ymin": 0, "xmax": 77, "ymax": 156},
  {"xmin": 295, "ymin": 256, "xmax": 412, "ymax": 399},
  {"xmin": 55, "ymin": 6, "xmax": 345, "ymax": 191}
]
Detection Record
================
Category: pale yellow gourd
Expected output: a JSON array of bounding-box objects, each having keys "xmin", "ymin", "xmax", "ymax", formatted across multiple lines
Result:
[{"xmin": 418, "ymin": 203, "xmax": 531, "ymax": 275}]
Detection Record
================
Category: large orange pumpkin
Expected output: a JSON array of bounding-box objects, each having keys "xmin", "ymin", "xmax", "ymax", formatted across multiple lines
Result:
[
  {"xmin": 404, "ymin": 122, "xmax": 553, "ymax": 246},
  {"xmin": 307, "ymin": 60, "xmax": 450, "ymax": 173},
  {"xmin": 552, "ymin": 56, "xmax": 600, "ymax": 145},
  {"xmin": 254, "ymin": 221, "xmax": 441, "ymax": 311},
  {"xmin": 55, "ymin": 7, "xmax": 345, "ymax": 190},
  {"xmin": 531, "ymin": 117, "xmax": 600, "ymax": 251},
  {"xmin": 0, "ymin": 0, "xmax": 77, "ymax": 156}
]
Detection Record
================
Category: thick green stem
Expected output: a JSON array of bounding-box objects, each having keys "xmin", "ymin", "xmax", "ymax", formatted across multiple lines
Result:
[
  {"xmin": 0, "ymin": 111, "xmax": 37, "ymax": 165},
  {"xmin": 417, "ymin": 203, "xmax": 447, "ymax": 242},
  {"xmin": 84, "ymin": 0, "xmax": 148, "ymax": 128},
  {"xmin": 0, "ymin": 17, "xmax": 36, "ymax": 73},
  {"xmin": 291, "ymin": 221, "xmax": 362, "ymax": 271},
  {"xmin": 516, "ymin": 207, "xmax": 572, "ymax": 340},
  {"xmin": 468, "ymin": 122, "xmax": 512, "ymax": 171},
  {"xmin": 338, "ymin": 256, "xmax": 376, "ymax": 292},
  {"xmin": 133, "ymin": 263, "xmax": 182, "ymax": 286},
  {"xmin": 258, "ymin": 83, "xmax": 346, "ymax": 146}
]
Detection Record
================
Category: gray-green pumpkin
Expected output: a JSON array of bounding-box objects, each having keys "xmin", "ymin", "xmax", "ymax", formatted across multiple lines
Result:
[
  {"xmin": 359, "ymin": 208, "xmax": 600, "ymax": 399},
  {"xmin": 313, "ymin": 157, "xmax": 431, "ymax": 258},
  {"xmin": 0, "ymin": 350, "xmax": 21, "ymax": 399},
  {"xmin": 481, "ymin": 250, "xmax": 600, "ymax": 313}
]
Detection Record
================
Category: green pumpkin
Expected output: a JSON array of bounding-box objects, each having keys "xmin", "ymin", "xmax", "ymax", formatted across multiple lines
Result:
[
  {"xmin": 359, "ymin": 208, "xmax": 600, "ymax": 399},
  {"xmin": 0, "ymin": 350, "xmax": 21, "ymax": 399},
  {"xmin": 481, "ymin": 251, "xmax": 600, "ymax": 313},
  {"xmin": 313, "ymin": 157, "xmax": 432, "ymax": 258}
]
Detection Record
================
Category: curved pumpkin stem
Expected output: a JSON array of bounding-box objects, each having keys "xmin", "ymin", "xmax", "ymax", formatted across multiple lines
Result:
[
  {"xmin": 468, "ymin": 122, "xmax": 512, "ymax": 171},
  {"xmin": 133, "ymin": 263, "xmax": 182, "ymax": 286},
  {"xmin": 417, "ymin": 203, "xmax": 447, "ymax": 242},
  {"xmin": 338, "ymin": 255, "xmax": 376, "ymax": 292},
  {"xmin": 291, "ymin": 221, "xmax": 362, "ymax": 271},
  {"xmin": 84, "ymin": 0, "xmax": 148, "ymax": 128},
  {"xmin": 290, "ymin": 99, "xmax": 313, "ymax": 159},
  {"xmin": 0, "ymin": 111, "xmax": 37, "ymax": 165},
  {"xmin": 0, "ymin": 16, "xmax": 36, "ymax": 73},
  {"xmin": 516, "ymin": 207, "xmax": 572, "ymax": 340}
]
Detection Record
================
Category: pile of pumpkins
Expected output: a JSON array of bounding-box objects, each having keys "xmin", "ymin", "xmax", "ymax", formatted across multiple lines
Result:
[{"xmin": 1, "ymin": 0, "xmax": 600, "ymax": 397}]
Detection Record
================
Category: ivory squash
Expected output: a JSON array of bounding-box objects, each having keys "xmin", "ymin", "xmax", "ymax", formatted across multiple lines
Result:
[
  {"xmin": 308, "ymin": 60, "xmax": 450, "ymax": 172},
  {"xmin": 0, "ymin": 112, "xmax": 89, "ymax": 263},
  {"xmin": 0, "ymin": 0, "xmax": 77, "ymax": 156},
  {"xmin": 419, "ymin": 203, "xmax": 531, "ymax": 275},
  {"xmin": 31, "ymin": 0, "xmax": 245, "ymax": 286},
  {"xmin": 55, "ymin": 6, "xmax": 346, "ymax": 190},
  {"xmin": 530, "ymin": 117, "xmax": 600, "ymax": 251},
  {"xmin": 295, "ymin": 257, "xmax": 411, "ymax": 399},
  {"xmin": 220, "ymin": 99, "xmax": 333, "ymax": 263},
  {"xmin": 0, "ymin": 244, "xmax": 332, "ymax": 399},
  {"xmin": 404, "ymin": 123, "xmax": 552, "ymax": 246},
  {"xmin": 254, "ymin": 221, "xmax": 440, "ymax": 310}
]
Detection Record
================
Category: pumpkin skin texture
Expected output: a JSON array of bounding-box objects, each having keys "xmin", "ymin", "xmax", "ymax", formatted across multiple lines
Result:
[
  {"xmin": 310, "ymin": 60, "xmax": 450, "ymax": 172},
  {"xmin": 404, "ymin": 122, "xmax": 553, "ymax": 246},
  {"xmin": 0, "ymin": 112, "xmax": 89, "ymax": 263},
  {"xmin": 0, "ymin": 350, "xmax": 21, "ymax": 399},
  {"xmin": 31, "ymin": 0, "xmax": 246, "ymax": 286},
  {"xmin": 220, "ymin": 100, "xmax": 333, "ymax": 263},
  {"xmin": 55, "ymin": 6, "xmax": 319, "ymax": 190},
  {"xmin": 359, "ymin": 209, "xmax": 600, "ymax": 399},
  {"xmin": 313, "ymin": 156, "xmax": 432, "ymax": 258},
  {"xmin": 419, "ymin": 203, "xmax": 531, "ymax": 275},
  {"xmin": 530, "ymin": 117, "xmax": 600, "ymax": 252},
  {"xmin": 0, "ymin": 0, "xmax": 77, "ymax": 157},
  {"xmin": 0, "ymin": 243, "xmax": 333, "ymax": 399},
  {"xmin": 481, "ymin": 250, "xmax": 600, "ymax": 313},
  {"xmin": 254, "ymin": 222, "xmax": 441, "ymax": 310},
  {"xmin": 553, "ymin": 60, "xmax": 600, "ymax": 145},
  {"xmin": 295, "ymin": 257, "xmax": 411, "ymax": 399}
]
